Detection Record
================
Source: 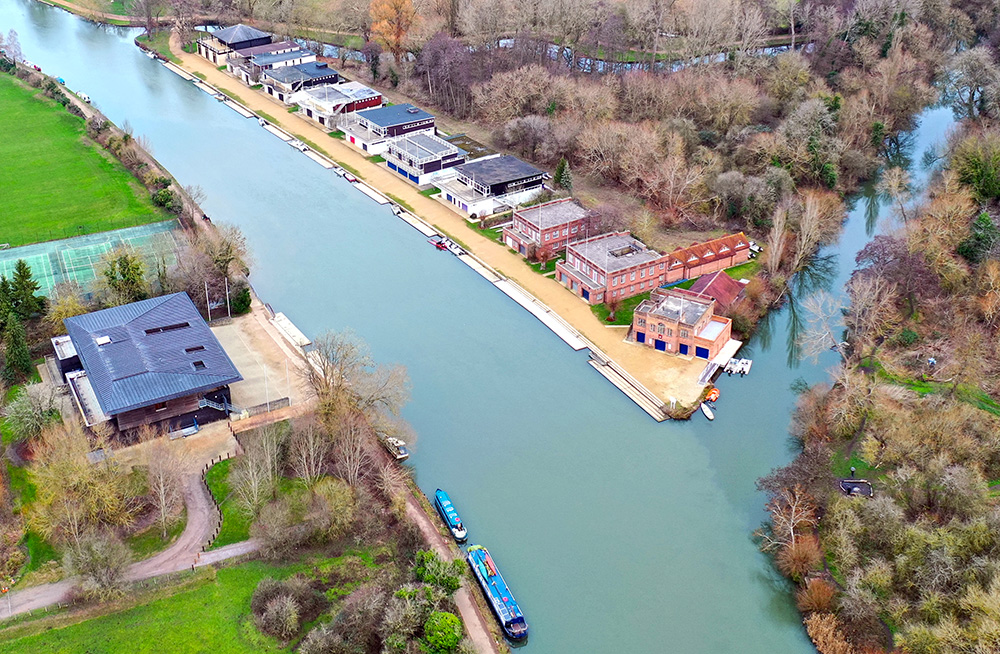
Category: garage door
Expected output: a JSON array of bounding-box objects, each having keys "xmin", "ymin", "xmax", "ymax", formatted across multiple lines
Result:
[
  {"xmin": 636, "ymin": 332, "xmax": 645, "ymax": 343},
  {"xmin": 679, "ymin": 344, "xmax": 689, "ymax": 355},
  {"xmin": 654, "ymin": 340, "xmax": 666, "ymax": 351},
  {"xmin": 695, "ymin": 346, "xmax": 710, "ymax": 359}
]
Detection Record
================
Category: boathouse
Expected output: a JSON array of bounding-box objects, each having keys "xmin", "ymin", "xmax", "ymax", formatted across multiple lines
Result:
[
  {"xmin": 383, "ymin": 133, "xmax": 467, "ymax": 185},
  {"xmin": 437, "ymin": 155, "xmax": 546, "ymax": 218},
  {"xmin": 294, "ymin": 82, "xmax": 382, "ymax": 127},
  {"xmin": 556, "ymin": 232, "xmax": 668, "ymax": 305},
  {"xmin": 55, "ymin": 293, "xmax": 242, "ymax": 432},
  {"xmin": 261, "ymin": 62, "xmax": 338, "ymax": 103},
  {"xmin": 339, "ymin": 103, "xmax": 434, "ymax": 155},
  {"xmin": 225, "ymin": 40, "xmax": 301, "ymax": 83},
  {"xmin": 197, "ymin": 24, "xmax": 272, "ymax": 65},
  {"xmin": 503, "ymin": 198, "xmax": 591, "ymax": 259},
  {"xmin": 630, "ymin": 288, "xmax": 732, "ymax": 360}
]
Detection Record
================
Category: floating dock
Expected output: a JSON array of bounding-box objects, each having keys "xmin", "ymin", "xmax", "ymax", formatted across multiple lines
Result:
[
  {"xmin": 353, "ymin": 182, "xmax": 390, "ymax": 205},
  {"xmin": 161, "ymin": 61, "xmax": 195, "ymax": 81},
  {"xmin": 223, "ymin": 99, "xmax": 254, "ymax": 118},
  {"xmin": 303, "ymin": 150, "xmax": 334, "ymax": 169},
  {"xmin": 493, "ymin": 280, "xmax": 587, "ymax": 351},
  {"xmin": 262, "ymin": 124, "xmax": 292, "ymax": 142}
]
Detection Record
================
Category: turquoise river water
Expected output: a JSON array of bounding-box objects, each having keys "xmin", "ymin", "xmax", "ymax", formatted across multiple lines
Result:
[{"xmin": 0, "ymin": 1, "xmax": 958, "ymax": 650}]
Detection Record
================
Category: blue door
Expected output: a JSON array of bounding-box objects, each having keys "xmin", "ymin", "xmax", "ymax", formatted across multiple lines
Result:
[
  {"xmin": 679, "ymin": 344, "xmax": 689, "ymax": 355},
  {"xmin": 582, "ymin": 289, "xmax": 590, "ymax": 301},
  {"xmin": 519, "ymin": 245, "xmax": 525, "ymax": 255},
  {"xmin": 636, "ymin": 332, "xmax": 645, "ymax": 343},
  {"xmin": 654, "ymin": 340, "xmax": 666, "ymax": 351},
  {"xmin": 696, "ymin": 346, "xmax": 710, "ymax": 359}
]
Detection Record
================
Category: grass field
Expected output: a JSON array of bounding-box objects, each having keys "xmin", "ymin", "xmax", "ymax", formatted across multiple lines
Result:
[
  {"xmin": 205, "ymin": 459, "xmax": 252, "ymax": 549},
  {"xmin": 0, "ymin": 562, "xmax": 292, "ymax": 654},
  {"xmin": 135, "ymin": 30, "xmax": 180, "ymax": 64},
  {"xmin": 0, "ymin": 75, "xmax": 165, "ymax": 248}
]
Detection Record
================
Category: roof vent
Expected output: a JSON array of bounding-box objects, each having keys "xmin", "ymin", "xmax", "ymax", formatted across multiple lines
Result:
[
  {"xmin": 145, "ymin": 322, "xmax": 190, "ymax": 335},
  {"xmin": 315, "ymin": 62, "xmax": 327, "ymax": 69},
  {"xmin": 95, "ymin": 335, "xmax": 112, "ymax": 346},
  {"xmin": 406, "ymin": 107, "xmax": 420, "ymax": 114},
  {"xmin": 192, "ymin": 361, "xmax": 207, "ymax": 371}
]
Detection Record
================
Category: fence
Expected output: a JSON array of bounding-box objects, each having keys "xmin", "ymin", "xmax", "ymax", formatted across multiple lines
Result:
[{"xmin": 200, "ymin": 449, "xmax": 237, "ymax": 552}]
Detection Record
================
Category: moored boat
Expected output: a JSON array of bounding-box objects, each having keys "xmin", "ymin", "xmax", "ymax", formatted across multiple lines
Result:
[
  {"xmin": 700, "ymin": 402, "xmax": 715, "ymax": 421},
  {"xmin": 433, "ymin": 489, "xmax": 467, "ymax": 542},
  {"xmin": 382, "ymin": 436, "xmax": 409, "ymax": 461},
  {"xmin": 344, "ymin": 172, "xmax": 357, "ymax": 183},
  {"xmin": 467, "ymin": 545, "xmax": 528, "ymax": 640}
]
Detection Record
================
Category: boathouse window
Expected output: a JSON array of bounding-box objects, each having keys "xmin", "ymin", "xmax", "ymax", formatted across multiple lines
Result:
[
  {"xmin": 657, "ymin": 324, "xmax": 665, "ymax": 335},
  {"xmin": 630, "ymin": 272, "xmax": 636, "ymax": 281},
  {"xmin": 630, "ymin": 285, "xmax": 635, "ymax": 292},
  {"xmin": 680, "ymin": 330, "xmax": 689, "ymax": 338},
  {"xmin": 666, "ymin": 328, "xmax": 673, "ymax": 336},
  {"xmin": 571, "ymin": 226, "xmax": 578, "ymax": 234},
  {"xmin": 640, "ymin": 269, "xmax": 646, "ymax": 278},
  {"xmin": 638, "ymin": 318, "xmax": 646, "ymax": 327},
  {"xmin": 659, "ymin": 263, "xmax": 665, "ymax": 270},
  {"xmin": 562, "ymin": 228, "xmax": 568, "ymax": 236}
]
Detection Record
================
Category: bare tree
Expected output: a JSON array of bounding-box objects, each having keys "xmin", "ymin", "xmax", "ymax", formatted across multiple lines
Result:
[
  {"xmin": 756, "ymin": 484, "xmax": 818, "ymax": 552},
  {"xmin": 845, "ymin": 273, "xmax": 900, "ymax": 359},
  {"xmin": 876, "ymin": 166, "xmax": 911, "ymax": 224},
  {"xmin": 799, "ymin": 291, "xmax": 849, "ymax": 362},
  {"xmin": 233, "ymin": 426, "xmax": 286, "ymax": 517},
  {"xmin": 335, "ymin": 413, "xmax": 374, "ymax": 488},
  {"xmin": 290, "ymin": 420, "xmax": 330, "ymax": 488},
  {"xmin": 765, "ymin": 205, "xmax": 789, "ymax": 276},
  {"xmin": 790, "ymin": 192, "xmax": 824, "ymax": 273},
  {"xmin": 3, "ymin": 29, "xmax": 23, "ymax": 64},
  {"xmin": 145, "ymin": 437, "xmax": 184, "ymax": 538}
]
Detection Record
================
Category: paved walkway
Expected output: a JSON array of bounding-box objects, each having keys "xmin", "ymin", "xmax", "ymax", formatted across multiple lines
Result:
[{"xmin": 168, "ymin": 33, "xmax": 707, "ymax": 410}]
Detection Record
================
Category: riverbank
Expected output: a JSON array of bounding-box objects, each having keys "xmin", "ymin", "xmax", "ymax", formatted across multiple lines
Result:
[{"xmin": 165, "ymin": 32, "xmax": 711, "ymax": 416}]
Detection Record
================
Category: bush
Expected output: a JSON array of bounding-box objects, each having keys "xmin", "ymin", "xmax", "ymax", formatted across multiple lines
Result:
[
  {"xmin": 796, "ymin": 578, "xmax": 837, "ymax": 613},
  {"xmin": 259, "ymin": 595, "xmax": 299, "ymax": 640},
  {"xmin": 3, "ymin": 383, "xmax": 58, "ymax": 442},
  {"xmin": 66, "ymin": 102, "xmax": 85, "ymax": 117},
  {"xmin": 424, "ymin": 612, "xmax": 463, "ymax": 653},
  {"xmin": 957, "ymin": 213, "xmax": 999, "ymax": 264},
  {"xmin": 64, "ymin": 533, "xmax": 132, "ymax": 600},
  {"xmin": 776, "ymin": 535, "xmax": 823, "ymax": 582},
  {"xmin": 895, "ymin": 328, "xmax": 918, "ymax": 346},
  {"xmin": 151, "ymin": 188, "xmax": 181, "ymax": 213},
  {"xmin": 231, "ymin": 285, "xmax": 252, "ymax": 314},
  {"xmin": 413, "ymin": 550, "xmax": 464, "ymax": 594},
  {"xmin": 954, "ymin": 133, "xmax": 1000, "ymax": 201}
]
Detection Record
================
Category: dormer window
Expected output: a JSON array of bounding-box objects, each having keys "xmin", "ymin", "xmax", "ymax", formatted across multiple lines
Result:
[
  {"xmin": 95, "ymin": 335, "xmax": 112, "ymax": 346},
  {"xmin": 192, "ymin": 361, "xmax": 207, "ymax": 371}
]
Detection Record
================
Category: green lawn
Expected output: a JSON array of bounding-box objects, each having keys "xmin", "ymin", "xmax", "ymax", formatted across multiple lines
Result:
[
  {"xmin": 0, "ymin": 76, "xmax": 165, "ymax": 247},
  {"xmin": 466, "ymin": 220, "xmax": 504, "ymax": 243},
  {"xmin": 724, "ymin": 259, "xmax": 760, "ymax": 280},
  {"xmin": 135, "ymin": 30, "xmax": 180, "ymax": 64},
  {"xmin": 205, "ymin": 459, "xmax": 252, "ymax": 549},
  {"xmin": 0, "ymin": 562, "xmax": 292, "ymax": 654},
  {"xmin": 328, "ymin": 129, "xmax": 345, "ymax": 139},
  {"xmin": 529, "ymin": 253, "xmax": 564, "ymax": 275},
  {"xmin": 419, "ymin": 186, "xmax": 440, "ymax": 197},
  {"xmin": 591, "ymin": 292, "xmax": 652, "ymax": 325},
  {"xmin": 367, "ymin": 154, "xmax": 385, "ymax": 163},
  {"xmin": 126, "ymin": 511, "xmax": 187, "ymax": 559}
]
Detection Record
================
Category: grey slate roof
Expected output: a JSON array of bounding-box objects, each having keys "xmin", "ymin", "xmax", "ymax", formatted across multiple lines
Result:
[
  {"xmin": 516, "ymin": 199, "xmax": 589, "ymax": 230},
  {"xmin": 639, "ymin": 290, "xmax": 712, "ymax": 326},
  {"xmin": 263, "ymin": 62, "xmax": 337, "ymax": 84},
  {"xmin": 456, "ymin": 155, "xmax": 543, "ymax": 186},
  {"xmin": 568, "ymin": 233, "xmax": 663, "ymax": 273},
  {"xmin": 213, "ymin": 24, "xmax": 271, "ymax": 45},
  {"xmin": 235, "ymin": 40, "xmax": 300, "ymax": 57},
  {"xmin": 357, "ymin": 103, "xmax": 433, "ymax": 128},
  {"xmin": 64, "ymin": 293, "xmax": 242, "ymax": 416}
]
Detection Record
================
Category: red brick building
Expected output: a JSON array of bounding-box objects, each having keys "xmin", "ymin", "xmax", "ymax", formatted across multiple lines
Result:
[
  {"xmin": 556, "ymin": 232, "xmax": 669, "ymax": 304},
  {"xmin": 665, "ymin": 232, "xmax": 751, "ymax": 281},
  {"xmin": 630, "ymin": 288, "xmax": 732, "ymax": 360},
  {"xmin": 503, "ymin": 199, "xmax": 591, "ymax": 259}
]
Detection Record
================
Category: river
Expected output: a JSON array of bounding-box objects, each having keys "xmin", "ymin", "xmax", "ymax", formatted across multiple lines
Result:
[{"xmin": 0, "ymin": 1, "xmax": 957, "ymax": 651}]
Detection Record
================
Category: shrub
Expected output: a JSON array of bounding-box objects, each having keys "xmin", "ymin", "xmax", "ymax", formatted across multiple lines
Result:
[
  {"xmin": 796, "ymin": 578, "xmax": 837, "ymax": 613},
  {"xmin": 64, "ymin": 533, "xmax": 132, "ymax": 600},
  {"xmin": 776, "ymin": 534, "xmax": 824, "ymax": 582},
  {"xmin": 66, "ymin": 102, "xmax": 84, "ymax": 117},
  {"xmin": 259, "ymin": 595, "xmax": 299, "ymax": 639},
  {"xmin": 957, "ymin": 213, "xmax": 999, "ymax": 264},
  {"xmin": 3, "ymin": 382, "xmax": 58, "ymax": 441},
  {"xmin": 954, "ymin": 132, "xmax": 1000, "ymax": 201},
  {"xmin": 803, "ymin": 612, "xmax": 854, "ymax": 654},
  {"xmin": 424, "ymin": 612, "xmax": 463, "ymax": 653},
  {"xmin": 231, "ymin": 285, "xmax": 252, "ymax": 314},
  {"xmin": 895, "ymin": 328, "xmax": 918, "ymax": 346},
  {"xmin": 151, "ymin": 188, "xmax": 181, "ymax": 213},
  {"xmin": 413, "ymin": 550, "xmax": 464, "ymax": 594}
]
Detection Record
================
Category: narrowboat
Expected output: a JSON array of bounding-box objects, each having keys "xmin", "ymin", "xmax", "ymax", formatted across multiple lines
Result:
[
  {"xmin": 467, "ymin": 545, "xmax": 528, "ymax": 641},
  {"xmin": 433, "ymin": 489, "xmax": 467, "ymax": 542},
  {"xmin": 382, "ymin": 436, "xmax": 409, "ymax": 461}
]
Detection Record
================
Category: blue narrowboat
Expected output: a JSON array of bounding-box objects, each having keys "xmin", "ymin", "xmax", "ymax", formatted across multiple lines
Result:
[
  {"xmin": 433, "ymin": 489, "xmax": 467, "ymax": 542},
  {"xmin": 467, "ymin": 545, "xmax": 528, "ymax": 641}
]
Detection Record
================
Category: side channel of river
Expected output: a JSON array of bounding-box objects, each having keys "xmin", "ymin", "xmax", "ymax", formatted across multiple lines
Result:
[{"xmin": 0, "ymin": 1, "xmax": 958, "ymax": 651}]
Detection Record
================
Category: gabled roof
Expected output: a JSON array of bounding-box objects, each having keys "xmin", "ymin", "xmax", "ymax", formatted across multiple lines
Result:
[
  {"xmin": 213, "ymin": 24, "xmax": 271, "ymax": 45},
  {"xmin": 669, "ymin": 232, "xmax": 749, "ymax": 268},
  {"xmin": 64, "ymin": 293, "xmax": 242, "ymax": 415},
  {"xmin": 455, "ymin": 155, "xmax": 544, "ymax": 187},
  {"xmin": 356, "ymin": 103, "xmax": 433, "ymax": 128},
  {"xmin": 686, "ymin": 270, "xmax": 745, "ymax": 308}
]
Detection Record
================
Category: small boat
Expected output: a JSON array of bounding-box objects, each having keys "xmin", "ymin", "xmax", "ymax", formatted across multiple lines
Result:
[
  {"xmin": 332, "ymin": 167, "xmax": 345, "ymax": 177},
  {"xmin": 700, "ymin": 402, "xmax": 715, "ymax": 421},
  {"xmin": 433, "ymin": 489, "xmax": 467, "ymax": 542},
  {"xmin": 78, "ymin": 92, "xmax": 91, "ymax": 104},
  {"xmin": 738, "ymin": 359, "xmax": 753, "ymax": 376},
  {"xmin": 56, "ymin": 77, "xmax": 65, "ymax": 85},
  {"xmin": 145, "ymin": 50, "xmax": 157, "ymax": 59},
  {"xmin": 382, "ymin": 436, "xmax": 409, "ymax": 461},
  {"xmin": 289, "ymin": 139, "xmax": 309, "ymax": 152},
  {"xmin": 257, "ymin": 117, "xmax": 268, "ymax": 127},
  {"xmin": 706, "ymin": 388, "xmax": 720, "ymax": 403},
  {"xmin": 446, "ymin": 241, "xmax": 464, "ymax": 256},
  {"xmin": 343, "ymin": 173, "xmax": 357, "ymax": 183},
  {"xmin": 467, "ymin": 545, "xmax": 528, "ymax": 641},
  {"xmin": 724, "ymin": 358, "xmax": 738, "ymax": 374}
]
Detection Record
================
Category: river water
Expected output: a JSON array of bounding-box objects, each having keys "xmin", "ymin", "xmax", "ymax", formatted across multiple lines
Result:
[{"xmin": 0, "ymin": 1, "xmax": 957, "ymax": 651}]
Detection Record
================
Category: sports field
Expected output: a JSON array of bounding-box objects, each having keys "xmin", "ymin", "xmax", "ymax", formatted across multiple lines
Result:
[{"xmin": 0, "ymin": 74, "xmax": 165, "ymax": 248}]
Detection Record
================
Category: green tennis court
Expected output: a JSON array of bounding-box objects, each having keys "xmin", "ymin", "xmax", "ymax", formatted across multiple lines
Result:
[{"xmin": 0, "ymin": 220, "xmax": 181, "ymax": 296}]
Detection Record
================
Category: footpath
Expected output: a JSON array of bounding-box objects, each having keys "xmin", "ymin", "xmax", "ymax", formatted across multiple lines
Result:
[{"xmin": 166, "ymin": 33, "xmax": 708, "ymax": 416}]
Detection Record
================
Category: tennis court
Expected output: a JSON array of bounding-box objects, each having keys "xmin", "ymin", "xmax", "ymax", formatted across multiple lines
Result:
[{"xmin": 0, "ymin": 220, "xmax": 181, "ymax": 296}]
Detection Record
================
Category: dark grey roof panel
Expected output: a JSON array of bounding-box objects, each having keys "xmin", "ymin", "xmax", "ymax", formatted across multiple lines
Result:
[
  {"xmin": 214, "ymin": 24, "xmax": 271, "ymax": 45},
  {"xmin": 64, "ymin": 293, "xmax": 242, "ymax": 416},
  {"xmin": 456, "ymin": 155, "xmax": 544, "ymax": 186}
]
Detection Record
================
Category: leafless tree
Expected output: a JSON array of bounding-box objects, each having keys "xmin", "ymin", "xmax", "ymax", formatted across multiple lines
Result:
[
  {"xmin": 799, "ymin": 291, "xmax": 849, "ymax": 363},
  {"xmin": 145, "ymin": 437, "xmax": 185, "ymax": 538},
  {"xmin": 3, "ymin": 29, "xmax": 23, "ymax": 64},
  {"xmin": 765, "ymin": 205, "xmax": 789, "ymax": 276},
  {"xmin": 845, "ymin": 273, "xmax": 900, "ymax": 359},
  {"xmin": 757, "ymin": 484, "xmax": 818, "ymax": 552},
  {"xmin": 790, "ymin": 192, "xmax": 825, "ymax": 273},
  {"xmin": 234, "ymin": 426, "xmax": 286, "ymax": 516},
  {"xmin": 335, "ymin": 413, "xmax": 374, "ymax": 488},
  {"xmin": 290, "ymin": 420, "xmax": 330, "ymax": 488}
]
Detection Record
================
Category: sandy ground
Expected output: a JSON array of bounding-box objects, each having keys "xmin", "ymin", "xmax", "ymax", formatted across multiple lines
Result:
[
  {"xmin": 169, "ymin": 34, "xmax": 709, "ymax": 409},
  {"xmin": 211, "ymin": 300, "xmax": 315, "ymax": 410}
]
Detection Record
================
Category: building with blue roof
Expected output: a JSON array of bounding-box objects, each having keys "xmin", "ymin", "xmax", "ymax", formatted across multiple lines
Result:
[
  {"xmin": 261, "ymin": 62, "xmax": 340, "ymax": 103},
  {"xmin": 54, "ymin": 293, "xmax": 243, "ymax": 431},
  {"xmin": 339, "ymin": 103, "xmax": 435, "ymax": 155}
]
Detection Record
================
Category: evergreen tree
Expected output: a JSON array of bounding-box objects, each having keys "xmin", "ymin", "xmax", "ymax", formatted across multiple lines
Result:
[
  {"xmin": 555, "ymin": 157, "xmax": 573, "ymax": 192},
  {"xmin": 3, "ymin": 311, "xmax": 32, "ymax": 384},
  {"xmin": 11, "ymin": 259, "xmax": 42, "ymax": 319},
  {"xmin": 0, "ymin": 276, "xmax": 12, "ymax": 332},
  {"xmin": 100, "ymin": 246, "xmax": 147, "ymax": 306}
]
